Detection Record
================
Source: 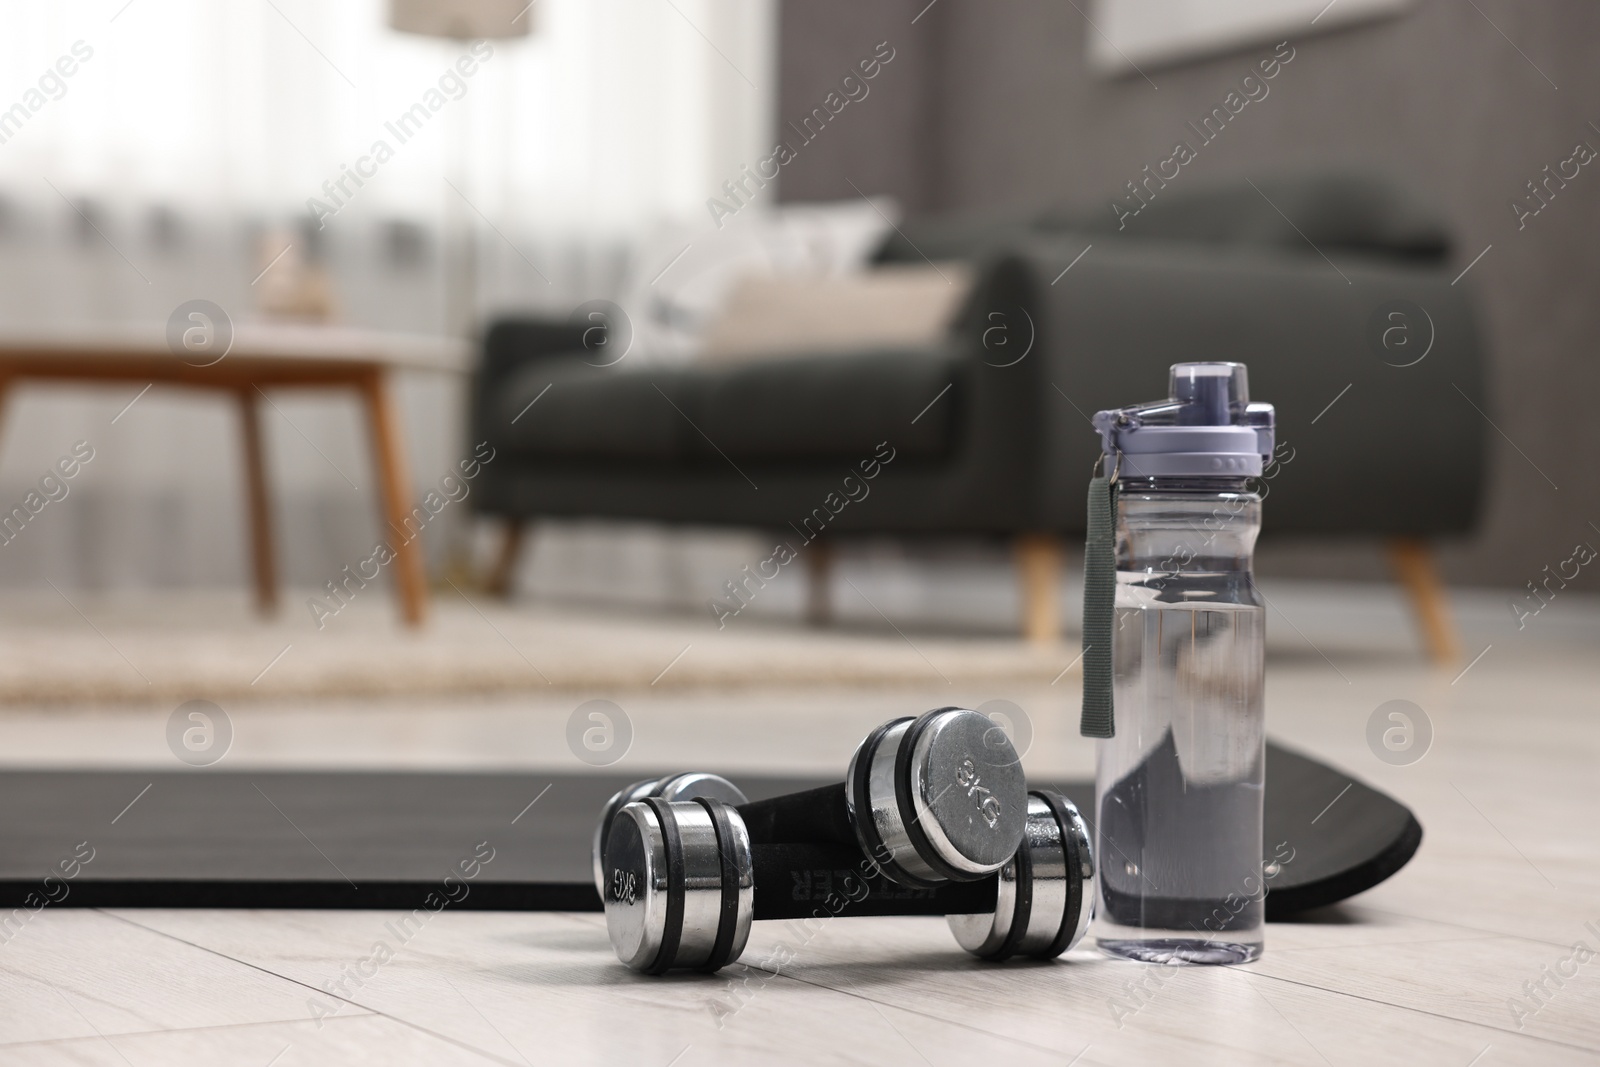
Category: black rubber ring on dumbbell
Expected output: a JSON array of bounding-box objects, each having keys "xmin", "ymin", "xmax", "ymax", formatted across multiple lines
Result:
[
  {"xmin": 990, "ymin": 817, "xmax": 1035, "ymax": 962},
  {"xmin": 641, "ymin": 797, "xmax": 685, "ymax": 976},
  {"xmin": 1035, "ymin": 790, "xmax": 1084, "ymax": 960},
  {"xmin": 893, "ymin": 708, "xmax": 972, "ymax": 886},
  {"xmin": 697, "ymin": 797, "xmax": 742, "ymax": 973},
  {"xmin": 849, "ymin": 717, "xmax": 922, "ymax": 887}
]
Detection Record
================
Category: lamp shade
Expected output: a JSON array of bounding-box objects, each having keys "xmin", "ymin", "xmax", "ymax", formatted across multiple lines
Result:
[{"xmin": 389, "ymin": 0, "xmax": 533, "ymax": 39}]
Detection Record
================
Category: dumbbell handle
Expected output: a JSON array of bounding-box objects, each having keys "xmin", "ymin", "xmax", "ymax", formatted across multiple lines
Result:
[
  {"xmin": 738, "ymin": 785, "xmax": 856, "ymax": 848},
  {"xmin": 751, "ymin": 842, "xmax": 996, "ymax": 921}
]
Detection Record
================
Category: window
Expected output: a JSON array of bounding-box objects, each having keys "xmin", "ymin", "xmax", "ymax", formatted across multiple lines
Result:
[{"xmin": 0, "ymin": 0, "xmax": 774, "ymax": 249}]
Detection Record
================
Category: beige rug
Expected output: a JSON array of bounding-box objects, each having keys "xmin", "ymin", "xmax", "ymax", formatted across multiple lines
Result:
[{"xmin": 0, "ymin": 590, "xmax": 1074, "ymax": 705}]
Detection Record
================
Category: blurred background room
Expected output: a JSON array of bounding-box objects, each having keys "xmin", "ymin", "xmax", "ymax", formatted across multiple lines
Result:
[
  {"xmin": 0, "ymin": 0, "xmax": 1594, "ymax": 718},
  {"xmin": 1, "ymin": 0, "xmax": 1598, "ymax": 1060}
]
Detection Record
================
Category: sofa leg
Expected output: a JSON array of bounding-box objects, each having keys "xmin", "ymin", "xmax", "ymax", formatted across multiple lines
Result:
[
  {"xmin": 486, "ymin": 520, "xmax": 527, "ymax": 598},
  {"xmin": 1387, "ymin": 538, "xmax": 1460, "ymax": 664},
  {"xmin": 1016, "ymin": 533, "xmax": 1062, "ymax": 646},
  {"xmin": 804, "ymin": 539, "xmax": 834, "ymax": 627}
]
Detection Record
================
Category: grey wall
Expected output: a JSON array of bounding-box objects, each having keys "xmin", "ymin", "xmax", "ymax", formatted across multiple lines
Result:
[
  {"xmin": 776, "ymin": 2, "xmax": 942, "ymax": 212},
  {"xmin": 777, "ymin": 0, "xmax": 1600, "ymax": 589}
]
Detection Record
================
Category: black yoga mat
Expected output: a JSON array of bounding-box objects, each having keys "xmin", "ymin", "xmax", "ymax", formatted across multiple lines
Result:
[{"xmin": 0, "ymin": 742, "xmax": 1418, "ymax": 919}]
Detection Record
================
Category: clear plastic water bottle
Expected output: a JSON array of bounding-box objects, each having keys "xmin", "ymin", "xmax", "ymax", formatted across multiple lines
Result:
[{"xmin": 1082, "ymin": 363, "xmax": 1274, "ymax": 965}]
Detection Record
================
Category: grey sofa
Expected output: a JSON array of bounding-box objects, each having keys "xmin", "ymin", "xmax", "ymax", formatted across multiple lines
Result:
[{"xmin": 469, "ymin": 176, "xmax": 1485, "ymax": 658}]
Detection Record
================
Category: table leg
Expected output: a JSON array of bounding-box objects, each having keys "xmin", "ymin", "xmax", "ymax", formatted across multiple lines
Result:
[
  {"xmin": 803, "ymin": 537, "xmax": 833, "ymax": 627},
  {"xmin": 237, "ymin": 388, "xmax": 278, "ymax": 614},
  {"xmin": 486, "ymin": 519, "xmax": 526, "ymax": 598},
  {"xmin": 1015, "ymin": 532, "xmax": 1063, "ymax": 646},
  {"xmin": 1387, "ymin": 538, "xmax": 1460, "ymax": 664},
  {"xmin": 360, "ymin": 370, "xmax": 428, "ymax": 626}
]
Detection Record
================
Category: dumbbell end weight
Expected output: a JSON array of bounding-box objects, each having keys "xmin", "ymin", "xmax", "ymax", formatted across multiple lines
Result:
[
  {"xmin": 604, "ymin": 797, "xmax": 753, "ymax": 975},
  {"xmin": 948, "ymin": 790, "xmax": 1094, "ymax": 962},
  {"xmin": 592, "ymin": 772, "xmax": 748, "ymax": 897},
  {"xmin": 846, "ymin": 708, "xmax": 1029, "ymax": 887}
]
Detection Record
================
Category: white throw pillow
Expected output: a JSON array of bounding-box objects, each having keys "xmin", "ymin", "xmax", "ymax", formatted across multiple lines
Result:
[
  {"xmin": 620, "ymin": 197, "xmax": 901, "ymax": 364},
  {"xmin": 698, "ymin": 263, "xmax": 973, "ymax": 364}
]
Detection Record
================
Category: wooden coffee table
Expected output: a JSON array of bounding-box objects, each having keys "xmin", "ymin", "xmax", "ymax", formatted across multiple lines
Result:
[{"xmin": 0, "ymin": 324, "xmax": 470, "ymax": 626}]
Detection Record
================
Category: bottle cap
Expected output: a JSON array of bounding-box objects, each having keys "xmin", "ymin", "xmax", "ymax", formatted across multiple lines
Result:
[
  {"xmin": 1093, "ymin": 362, "xmax": 1275, "ymax": 478},
  {"xmin": 846, "ymin": 708, "xmax": 1028, "ymax": 887}
]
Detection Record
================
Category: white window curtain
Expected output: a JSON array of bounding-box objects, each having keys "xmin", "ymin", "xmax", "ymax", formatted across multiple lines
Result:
[
  {"xmin": 1, "ymin": 0, "xmax": 773, "ymax": 238},
  {"xmin": 0, "ymin": 0, "xmax": 776, "ymax": 335},
  {"xmin": 0, "ymin": 0, "xmax": 775, "ymax": 592}
]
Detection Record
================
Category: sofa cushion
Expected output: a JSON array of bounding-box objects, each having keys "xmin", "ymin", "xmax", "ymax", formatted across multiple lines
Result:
[
  {"xmin": 494, "ymin": 360, "xmax": 701, "ymax": 463},
  {"xmin": 695, "ymin": 348, "xmax": 964, "ymax": 462},
  {"xmin": 493, "ymin": 348, "xmax": 965, "ymax": 465}
]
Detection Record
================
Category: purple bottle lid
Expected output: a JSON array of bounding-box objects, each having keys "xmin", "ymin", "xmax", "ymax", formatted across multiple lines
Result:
[{"xmin": 1093, "ymin": 362, "xmax": 1275, "ymax": 478}]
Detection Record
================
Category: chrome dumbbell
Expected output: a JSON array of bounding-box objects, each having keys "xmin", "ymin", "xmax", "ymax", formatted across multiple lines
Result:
[
  {"xmin": 948, "ymin": 790, "xmax": 1095, "ymax": 961},
  {"xmin": 591, "ymin": 772, "xmax": 748, "ymax": 896},
  {"xmin": 600, "ymin": 789, "xmax": 1094, "ymax": 973},
  {"xmin": 600, "ymin": 707, "xmax": 1030, "ymax": 973},
  {"xmin": 603, "ymin": 796, "xmax": 1002, "ymax": 974}
]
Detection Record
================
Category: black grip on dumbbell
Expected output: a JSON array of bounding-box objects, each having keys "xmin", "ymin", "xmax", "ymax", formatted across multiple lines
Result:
[
  {"xmin": 736, "ymin": 784, "xmax": 856, "ymax": 847},
  {"xmin": 750, "ymin": 842, "xmax": 997, "ymax": 921}
]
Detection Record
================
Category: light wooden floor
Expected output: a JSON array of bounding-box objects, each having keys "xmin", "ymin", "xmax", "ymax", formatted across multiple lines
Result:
[{"xmin": 0, "ymin": 599, "xmax": 1597, "ymax": 1065}]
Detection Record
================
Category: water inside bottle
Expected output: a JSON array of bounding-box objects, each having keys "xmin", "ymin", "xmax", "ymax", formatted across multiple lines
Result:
[{"xmin": 1095, "ymin": 583, "xmax": 1266, "ymax": 965}]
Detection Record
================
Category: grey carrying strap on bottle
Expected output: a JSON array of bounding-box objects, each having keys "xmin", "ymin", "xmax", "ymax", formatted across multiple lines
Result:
[{"xmin": 1080, "ymin": 464, "xmax": 1118, "ymax": 739}]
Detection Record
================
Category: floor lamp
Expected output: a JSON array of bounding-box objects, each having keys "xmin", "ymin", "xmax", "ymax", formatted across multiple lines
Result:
[
  {"xmin": 389, "ymin": 0, "xmax": 532, "ymax": 590},
  {"xmin": 388, "ymin": 0, "xmax": 533, "ymax": 338}
]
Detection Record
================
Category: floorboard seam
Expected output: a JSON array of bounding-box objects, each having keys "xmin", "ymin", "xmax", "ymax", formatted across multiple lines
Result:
[
  {"xmin": 556, "ymin": 910, "xmax": 1067, "ymax": 1058},
  {"xmin": 1355, "ymin": 903, "xmax": 1590, "ymax": 952},
  {"xmin": 95, "ymin": 909, "xmax": 520, "ymax": 1066},
  {"xmin": 1265, "ymin": 932, "xmax": 1504, "ymax": 955},
  {"xmin": 732, "ymin": 956, "xmax": 1073, "ymax": 1058},
  {"xmin": 0, "ymin": 1010, "xmax": 381, "ymax": 1051},
  {"xmin": 1238, "ymin": 966, "xmax": 1599, "ymax": 1055}
]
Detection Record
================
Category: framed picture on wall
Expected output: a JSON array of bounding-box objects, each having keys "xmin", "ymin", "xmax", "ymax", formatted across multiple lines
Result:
[{"xmin": 1088, "ymin": 0, "xmax": 1413, "ymax": 74}]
